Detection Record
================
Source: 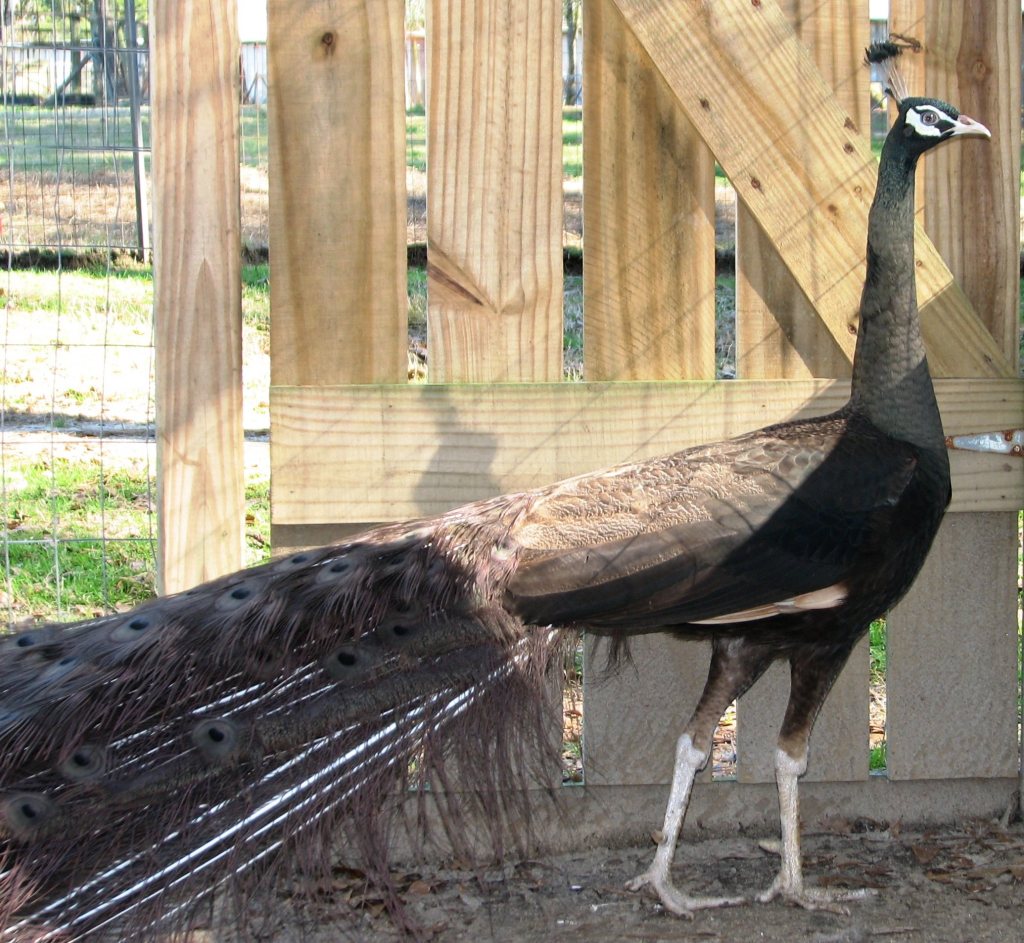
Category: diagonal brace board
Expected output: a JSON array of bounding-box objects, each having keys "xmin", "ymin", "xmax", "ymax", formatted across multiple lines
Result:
[
  {"xmin": 270, "ymin": 379, "xmax": 1024, "ymax": 524},
  {"xmin": 608, "ymin": 0, "xmax": 1012, "ymax": 378}
]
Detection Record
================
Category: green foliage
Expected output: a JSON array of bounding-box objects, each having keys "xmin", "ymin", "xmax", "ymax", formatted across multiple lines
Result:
[
  {"xmin": 563, "ymin": 108, "xmax": 582, "ymax": 178},
  {"xmin": 242, "ymin": 263, "xmax": 270, "ymax": 333},
  {"xmin": 406, "ymin": 109, "xmax": 585, "ymax": 181},
  {"xmin": 2, "ymin": 457, "xmax": 156, "ymax": 621},
  {"xmin": 869, "ymin": 741, "xmax": 887, "ymax": 772},
  {"xmin": 2, "ymin": 265, "xmax": 153, "ymax": 329},
  {"xmin": 13, "ymin": 1, "xmax": 151, "ymax": 34},
  {"xmin": 2, "ymin": 455, "xmax": 272, "ymax": 622},
  {"xmin": 244, "ymin": 477, "xmax": 271, "ymax": 567},
  {"xmin": 869, "ymin": 617, "xmax": 886, "ymax": 684},
  {"xmin": 407, "ymin": 267, "xmax": 428, "ymax": 328},
  {"xmin": 1, "ymin": 106, "xmax": 150, "ymax": 176},
  {"xmin": 406, "ymin": 111, "xmax": 426, "ymax": 173}
]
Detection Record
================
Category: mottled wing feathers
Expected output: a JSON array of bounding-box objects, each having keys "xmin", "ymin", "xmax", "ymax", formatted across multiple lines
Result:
[{"xmin": 506, "ymin": 416, "xmax": 919, "ymax": 631}]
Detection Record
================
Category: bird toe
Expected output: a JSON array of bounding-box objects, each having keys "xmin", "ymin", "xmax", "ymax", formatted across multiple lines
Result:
[
  {"xmin": 759, "ymin": 879, "xmax": 875, "ymax": 914},
  {"xmin": 628, "ymin": 870, "xmax": 743, "ymax": 918}
]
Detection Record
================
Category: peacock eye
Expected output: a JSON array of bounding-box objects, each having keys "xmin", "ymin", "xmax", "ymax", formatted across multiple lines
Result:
[{"xmin": 921, "ymin": 111, "xmax": 938, "ymax": 125}]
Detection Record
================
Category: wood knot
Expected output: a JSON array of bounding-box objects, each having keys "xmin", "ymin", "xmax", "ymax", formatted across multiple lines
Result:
[
  {"xmin": 321, "ymin": 31, "xmax": 336, "ymax": 54},
  {"xmin": 750, "ymin": 176, "xmax": 762, "ymax": 191},
  {"xmin": 751, "ymin": 0, "xmax": 761, "ymax": 6},
  {"xmin": 853, "ymin": 185, "xmax": 862, "ymax": 195},
  {"xmin": 827, "ymin": 204, "xmax": 838, "ymax": 215},
  {"xmin": 699, "ymin": 97, "xmax": 711, "ymax": 111},
  {"xmin": 843, "ymin": 142, "xmax": 855, "ymax": 154},
  {"xmin": 844, "ymin": 117, "xmax": 857, "ymax": 131}
]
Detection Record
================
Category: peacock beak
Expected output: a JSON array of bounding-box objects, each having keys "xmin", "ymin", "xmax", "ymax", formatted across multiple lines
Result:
[{"xmin": 949, "ymin": 114, "xmax": 991, "ymax": 139}]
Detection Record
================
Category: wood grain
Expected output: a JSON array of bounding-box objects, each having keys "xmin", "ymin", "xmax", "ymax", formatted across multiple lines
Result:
[
  {"xmin": 152, "ymin": 0, "xmax": 244, "ymax": 593},
  {"xmin": 426, "ymin": 0, "xmax": 563, "ymax": 382},
  {"xmin": 890, "ymin": 0, "xmax": 1021, "ymax": 367},
  {"xmin": 736, "ymin": 0, "xmax": 868, "ymax": 381},
  {"xmin": 268, "ymin": 0, "xmax": 407, "ymax": 387},
  {"xmin": 583, "ymin": 0, "xmax": 716, "ymax": 382},
  {"xmin": 607, "ymin": 0, "xmax": 1013, "ymax": 378},
  {"xmin": 269, "ymin": 379, "xmax": 1024, "ymax": 524}
]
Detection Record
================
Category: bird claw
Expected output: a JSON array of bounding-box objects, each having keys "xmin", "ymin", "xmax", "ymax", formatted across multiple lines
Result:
[
  {"xmin": 627, "ymin": 870, "xmax": 743, "ymax": 918},
  {"xmin": 757, "ymin": 877, "xmax": 876, "ymax": 915}
]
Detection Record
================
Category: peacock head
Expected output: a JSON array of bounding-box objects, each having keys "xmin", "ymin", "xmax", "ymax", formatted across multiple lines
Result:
[
  {"xmin": 866, "ymin": 39, "xmax": 991, "ymax": 160},
  {"xmin": 893, "ymin": 97, "xmax": 990, "ymax": 157}
]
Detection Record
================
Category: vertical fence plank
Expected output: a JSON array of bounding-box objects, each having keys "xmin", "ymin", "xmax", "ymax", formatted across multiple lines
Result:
[
  {"xmin": 152, "ymin": 0, "xmax": 244, "ymax": 593},
  {"xmin": 268, "ymin": 0, "xmax": 407, "ymax": 551},
  {"xmin": 426, "ymin": 0, "xmax": 563, "ymax": 383},
  {"xmin": 582, "ymin": 0, "xmax": 716, "ymax": 382},
  {"xmin": 581, "ymin": 0, "xmax": 717, "ymax": 786},
  {"xmin": 736, "ymin": 2, "xmax": 870, "ymax": 785},
  {"xmin": 886, "ymin": 0, "xmax": 1020, "ymax": 783},
  {"xmin": 268, "ymin": 0, "xmax": 407, "ymax": 387},
  {"xmin": 736, "ymin": 0, "xmax": 868, "ymax": 380}
]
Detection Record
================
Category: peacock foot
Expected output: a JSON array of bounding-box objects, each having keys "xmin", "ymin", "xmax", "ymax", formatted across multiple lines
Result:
[
  {"xmin": 626, "ymin": 869, "xmax": 743, "ymax": 918},
  {"xmin": 757, "ymin": 874, "xmax": 876, "ymax": 914}
]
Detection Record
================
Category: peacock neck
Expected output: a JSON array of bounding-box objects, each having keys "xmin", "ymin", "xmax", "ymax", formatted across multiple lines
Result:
[{"xmin": 849, "ymin": 137, "xmax": 945, "ymax": 454}]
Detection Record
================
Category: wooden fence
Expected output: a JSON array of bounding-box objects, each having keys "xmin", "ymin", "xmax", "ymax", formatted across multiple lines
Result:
[{"xmin": 152, "ymin": 0, "xmax": 1023, "ymax": 846}]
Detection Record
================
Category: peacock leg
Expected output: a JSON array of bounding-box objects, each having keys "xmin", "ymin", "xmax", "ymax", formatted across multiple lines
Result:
[
  {"xmin": 757, "ymin": 649, "xmax": 876, "ymax": 912},
  {"xmin": 627, "ymin": 638, "xmax": 773, "ymax": 917}
]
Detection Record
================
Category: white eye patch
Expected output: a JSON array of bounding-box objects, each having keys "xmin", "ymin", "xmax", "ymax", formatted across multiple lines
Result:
[{"xmin": 905, "ymin": 105, "xmax": 949, "ymax": 137}]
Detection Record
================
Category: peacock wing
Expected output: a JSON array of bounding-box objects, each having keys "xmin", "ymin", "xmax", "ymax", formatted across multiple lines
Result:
[{"xmin": 505, "ymin": 418, "xmax": 921, "ymax": 631}]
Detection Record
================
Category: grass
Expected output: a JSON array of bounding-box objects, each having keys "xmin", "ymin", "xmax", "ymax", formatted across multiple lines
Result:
[
  {"xmin": 869, "ymin": 618, "xmax": 887, "ymax": 772},
  {"xmin": 2, "ymin": 455, "xmax": 156, "ymax": 620},
  {"xmin": 242, "ymin": 263, "xmax": 270, "ymax": 334},
  {"xmin": 870, "ymin": 742, "xmax": 887, "ymax": 773},
  {"xmin": 1, "ymin": 452, "xmax": 271, "ymax": 623},
  {"xmin": 404, "ymin": 106, "xmax": 585, "ymax": 180},
  {"xmin": 869, "ymin": 618, "xmax": 886, "ymax": 684},
  {"xmin": 0, "ymin": 261, "xmax": 272, "ymax": 623},
  {"xmin": 1, "ymin": 105, "xmax": 149, "ymax": 177},
  {"xmin": 2, "ymin": 104, "xmax": 273, "ymax": 175}
]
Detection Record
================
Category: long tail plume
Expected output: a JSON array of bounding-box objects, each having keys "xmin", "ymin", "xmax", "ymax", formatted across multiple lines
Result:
[{"xmin": 0, "ymin": 499, "xmax": 566, "ymax": 940}]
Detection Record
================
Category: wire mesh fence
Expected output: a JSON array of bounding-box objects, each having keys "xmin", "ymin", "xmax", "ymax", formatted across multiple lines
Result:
[
  {"xmin": 1, "ymin": 1, "xmax": 159, "ymax": 625},
  {"xmin": 0, "ymin": 2, "xmax": 278, "ymax": 628}
]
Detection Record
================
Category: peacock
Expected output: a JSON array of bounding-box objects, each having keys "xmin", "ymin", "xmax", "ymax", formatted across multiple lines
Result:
[{"xmin": 0, "ymin": 42, "xmax": 991, "ymax": 939}]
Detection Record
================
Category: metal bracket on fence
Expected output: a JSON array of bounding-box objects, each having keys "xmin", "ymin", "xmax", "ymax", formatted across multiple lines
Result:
[{"xmin": 945, "ymin": 429, "xmax": 1024, "ymax": 456}]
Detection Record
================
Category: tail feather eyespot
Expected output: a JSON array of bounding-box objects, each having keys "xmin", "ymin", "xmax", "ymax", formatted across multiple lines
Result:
[
  {"xmin": 322, "ymin": 644, "xmax": 383, "ymax": 681},
  {"xmin": 191, "ymin": 718, "xmax": 241, "ymax": 762},
  {"xmin": 2, "ymin": 792, "xmax": 57, "ymax": 839},
  {"xmin": 59, "ymin": 743, "xmax": 109, "ymax": 782}
]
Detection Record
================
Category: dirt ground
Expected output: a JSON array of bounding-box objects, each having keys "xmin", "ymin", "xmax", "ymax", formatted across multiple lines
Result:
[{"xmin": 236, "ymin": 817, "xmax": 1024, "ymax": 943}]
